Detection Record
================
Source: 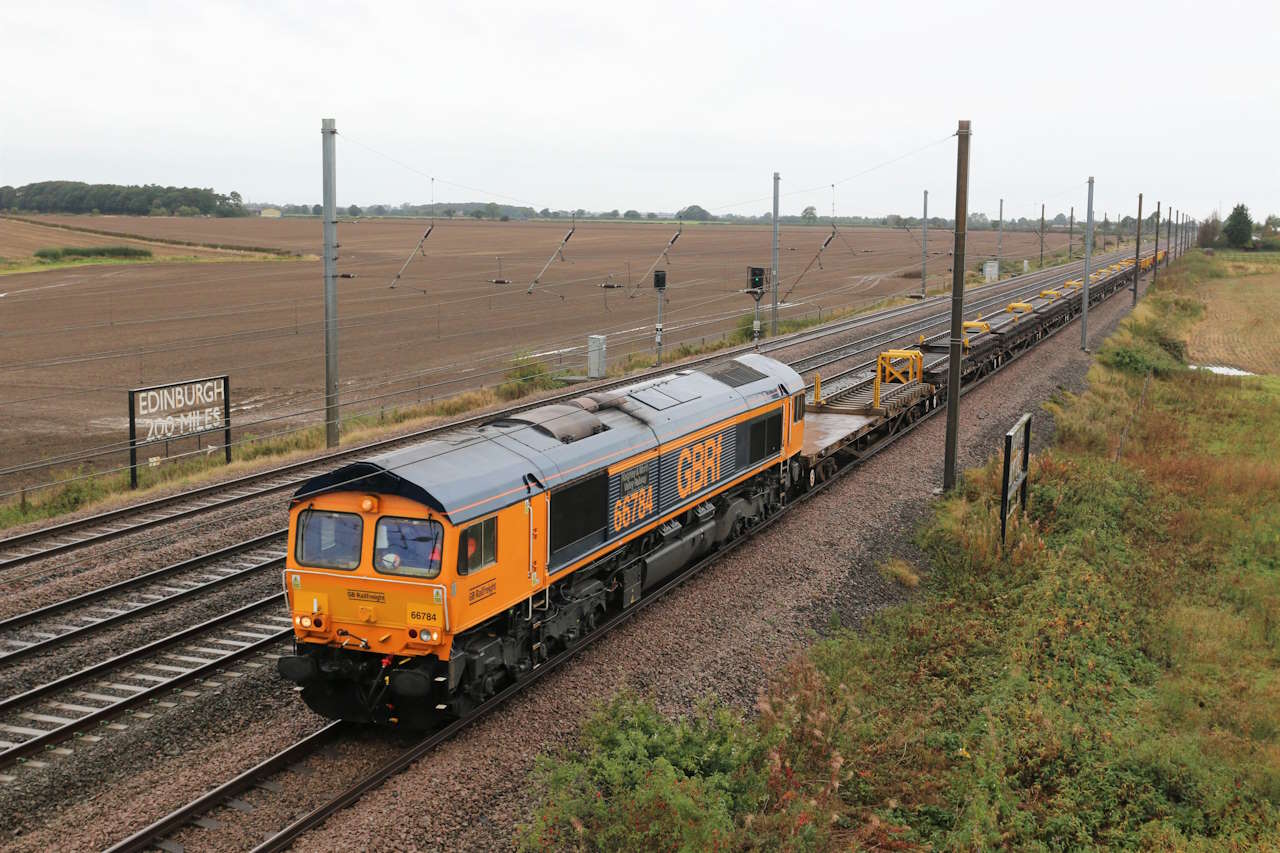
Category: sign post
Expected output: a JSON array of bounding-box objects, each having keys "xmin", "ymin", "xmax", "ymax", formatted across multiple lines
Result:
[
  {"xmin": 1000, "ymin": 412, "xmax": 1032, "ymax": 544},
  {"xmin": 128, "ymin": 375, "xmax": 231, "ymax": 488}
]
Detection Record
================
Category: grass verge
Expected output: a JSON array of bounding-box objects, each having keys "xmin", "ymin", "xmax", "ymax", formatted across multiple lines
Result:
[{"xmin": 518, "ymin": 250, "xmax": 1280, "ymax": 849}]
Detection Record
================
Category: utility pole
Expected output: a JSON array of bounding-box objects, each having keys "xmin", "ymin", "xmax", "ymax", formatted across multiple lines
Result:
[
  {"xmin": 321, "ymin": 118, "xmax": 339, "ymax": 449},
  {"xmin": 1081, "ymin": 177, "xmax": 1095, "ymax": 351},
  {"xmin": 770, "ymin": 171, "xmax": 780, "ymax": 336},
  {"xmin": 997, "ymin": 198, "xmax": 1004, "ymax": 272},
  {"xmin": 1039, "ymin": 203, "xmax": 1045, "ymax": 268},
  {"xmin": 921, "ymin": 190, "xmax": 928, "ymax": 299},
  {"xmin": 1132, "ymin": 193, "xmax": 1142, "ymax": 306},
  {"xmin": 1069, "ymin": 206, "xmax": 1074, "ymax": 260},
  {"xmin": 943, "ymin": 120, "xmax": 971, "ymax": 493},
  {"xmin": 1152, "ymin": 201, "xmax": 1161, "ymax": 289}
]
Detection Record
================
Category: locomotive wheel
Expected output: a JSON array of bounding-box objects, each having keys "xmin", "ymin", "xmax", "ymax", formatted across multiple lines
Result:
[{"xmin": 808, "ymin": 466, "xmax": 818, "ymax": 489}]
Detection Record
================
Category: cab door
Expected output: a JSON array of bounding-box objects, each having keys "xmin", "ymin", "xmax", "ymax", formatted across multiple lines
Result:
[{"xmin": 527, "ymin": 490, "xmax": 548, "ymax": 592}]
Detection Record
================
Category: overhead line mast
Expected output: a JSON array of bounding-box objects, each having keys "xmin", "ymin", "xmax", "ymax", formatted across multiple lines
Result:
[
  {"xmin": 526, "ymin": 220, "xmax": 575, "ymax": 298},
  {"xmin": 321, "ymin": 118, "xmax": 339, "ymax": 449}
]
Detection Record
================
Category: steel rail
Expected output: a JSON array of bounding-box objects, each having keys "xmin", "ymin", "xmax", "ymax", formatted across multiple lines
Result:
[
  {"xmin": 0, "ymin": 595, "xmax": 289, "ymax": 764},
  {"xmin": 0, "ymin": 531, "xmax": 286, "ymax": 665}
]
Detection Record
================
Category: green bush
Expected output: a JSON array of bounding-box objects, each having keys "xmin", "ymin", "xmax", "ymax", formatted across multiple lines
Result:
[
  {"xmin": 33, "ymin": 245, "xmax": 152, "ymax": 262},
  {"xmin": 495, "ymin": 354, "xmax": 563, "ymax": 401},
  {"xmin": 520, "ymin": 696, "xmax": 768, "ymax": 851}
]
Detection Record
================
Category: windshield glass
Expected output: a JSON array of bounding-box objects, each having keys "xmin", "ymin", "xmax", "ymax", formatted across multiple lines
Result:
[
  {"xmin": 295, "ymin": 510, "xmax": 362, "ymax": 570},
  {"xmin": 374, "ymin": 516, "xmax": 444, "ymax": 578}
]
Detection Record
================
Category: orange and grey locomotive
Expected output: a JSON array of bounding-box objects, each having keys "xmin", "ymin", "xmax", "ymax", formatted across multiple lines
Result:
[{"xmin": 278, "ymin": 354, "xmax": 806, "ymax": 726}]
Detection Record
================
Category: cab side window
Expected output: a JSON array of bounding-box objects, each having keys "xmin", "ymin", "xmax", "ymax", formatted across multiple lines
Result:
[
  {"xmin": 457, "ymin": 516, "xmax": 498, "ymax": 574},
  {"xmin": 793, "ymin": 394, "xmax": 805, "ymax": 422}
]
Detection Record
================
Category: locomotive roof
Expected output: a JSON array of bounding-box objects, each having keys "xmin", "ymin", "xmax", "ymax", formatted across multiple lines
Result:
[{"xmin": 293, "ymin": 353, "xmax": 803, "ymax": 524}]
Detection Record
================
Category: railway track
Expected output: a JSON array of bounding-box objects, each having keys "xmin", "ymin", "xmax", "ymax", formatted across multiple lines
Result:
[
  {"xmin": 92, "ymin": 251, "xmax": 1152, "ymax": 850},
  {"xmin": 0, "ymin": 251, "xmax": 1126, "ymax": 575},
  {"xmin": 0, "ymin": 531, "xmax": 286, "ymax": 666},
  {"xmin": 0, "ymin": 252, "xmax": 1131, "ymax": 684},
  {"xmin": 0, "ymin": 596, "xmax": 291, "ymax": 771}
]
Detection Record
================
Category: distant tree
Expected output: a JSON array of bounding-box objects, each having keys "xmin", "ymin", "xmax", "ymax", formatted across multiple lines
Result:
[
  {"xmin": 1197, "ymin": 216, "xmax": 1221, "ymax": 248},
  {"xmin": 539, "ymin": 208, "xmax": 551, "ymax": 217},
  {"xmin": 801, "ymin": 206, "xmax": 818, "ymax": 225},
  {"xmin": 1223, "ymin": 204, "xmax": 1253, "ymax": 248},
  {"xmin": 1053, "ymin": 212, "xmax": 1067, "ymax": 225},
  {"xmin": 676, "ymin": 204, "xmax": 712, "ymax": 221},
  {"xmin": 311, "ymin": 204, "xmax": 322, "ymax": 215},
  {"xmin": 443, "ymin": 208, "xmax": 456, "ymax": 218},
  {"xmin": 1264, "ymin": 214, "xmax": 1280, "ymax": 233},
  {"xmin": 149, "ymin": 205, "xmax": 169, "ymax": 217},
  {"xmin": 347, "ymin": 204, "xmax": 362, "ymax": 217},
  {"xmin": 500, "ymin": 214, "xmax": 510, "ymax": 222},
  {"xmin": 229, "ymin": 191, "xmax": 243, "ymax": 208},
  {"xmin": 484, "ymin": 202, "xmax": 501, "ymax": 220},
  {"xmin": 967, "ymin": 212, "xmax": 990, "ymax": 229},
  {"xmin": 645, "ymin": 212, "xmax": 657, "ymax": 220},
  {"xmin": 371, "ymin": 204, "xmax": 387, "ymax": 216},
  {"xmin": 470, "ymin": 208, "xmax": 485, "ymax": 219},
  {"xmin": 573, "ymin": 208, "xmax": 587, "ymax": 218},
  {"xmin": 175, "ymin": 205, "xmax": 200, "ymax": 216},
  {"xmin": 603, "ymin": 209, "xmax": 620, "ymax": 219},
  {"xmin": 623, "ymin": 210, "xmax": 641, "ymax": 220}
]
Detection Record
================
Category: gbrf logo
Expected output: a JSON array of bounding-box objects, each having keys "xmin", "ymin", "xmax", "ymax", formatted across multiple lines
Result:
[{"xmin": 676, "ymin": 435, "xmax": 724, "ymax": 499}]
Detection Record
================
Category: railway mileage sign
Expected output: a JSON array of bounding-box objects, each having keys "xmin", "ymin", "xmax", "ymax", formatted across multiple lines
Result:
[{"xmin": 128, "ymin": 375, "xmax": 231, "ymax": 488}]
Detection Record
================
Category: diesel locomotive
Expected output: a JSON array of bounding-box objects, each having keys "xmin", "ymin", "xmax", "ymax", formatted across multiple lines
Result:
[{"xmin": 278, "ymin": 353, "xmax": 807, "ymax": 726}]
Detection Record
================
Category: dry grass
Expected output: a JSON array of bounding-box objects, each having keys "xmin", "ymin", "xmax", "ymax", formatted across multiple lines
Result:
[
  {"xmin": 1186, "ymin": 265, "xmax": 1280, "ymax": 374},
  {"xmin": 878, "ymin": 557, "xmax": 921, "ymax": 588}
]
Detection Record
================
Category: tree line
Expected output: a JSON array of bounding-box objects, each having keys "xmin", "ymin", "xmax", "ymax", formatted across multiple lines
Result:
[
  {"xmin": 262, "ymin": 201, "xmax": 537, "ymax": 220},
  {"xmin": 0, "ymin": 181, "xmax": 248, "ymax": 217}
]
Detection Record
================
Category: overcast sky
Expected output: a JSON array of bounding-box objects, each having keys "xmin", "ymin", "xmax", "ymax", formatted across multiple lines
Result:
[{"xmin": 2, "ymin": 0, "xmax": 1276, "ymax": 222}]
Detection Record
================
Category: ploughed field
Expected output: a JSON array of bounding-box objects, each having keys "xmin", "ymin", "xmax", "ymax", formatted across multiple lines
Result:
[
  {"xmin": 0, "ymin": 215, "xmax": 1058, "ymax": 490},
  {"xmin": 0, "ymin": 217, "xmax": 241, "ymax": 260}
]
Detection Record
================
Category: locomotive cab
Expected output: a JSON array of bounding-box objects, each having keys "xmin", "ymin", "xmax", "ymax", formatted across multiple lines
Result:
[{"xmin": 279, "ymin": 490, "xmax": 461, "ymax": 726}]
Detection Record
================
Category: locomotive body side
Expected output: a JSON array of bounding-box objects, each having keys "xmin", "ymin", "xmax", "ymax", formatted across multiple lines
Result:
[{"xmin": 279, "ymin": 354, "xmax": 806, "ymax": 726}]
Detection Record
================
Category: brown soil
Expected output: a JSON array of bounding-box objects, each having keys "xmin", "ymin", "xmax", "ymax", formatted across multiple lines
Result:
[{"xmin": 0, "ymin": 216, "xmax": 1060, "ymax": 491}]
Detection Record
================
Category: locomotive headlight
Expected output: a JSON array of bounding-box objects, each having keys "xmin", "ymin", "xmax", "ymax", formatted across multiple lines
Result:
[
  {"xmin": 300, "ymin": 615, "xmax": 313, "ymax": 629},
  {"xmin": 430, "ymin": 630, "xmax": 439, "ymax": 642}
]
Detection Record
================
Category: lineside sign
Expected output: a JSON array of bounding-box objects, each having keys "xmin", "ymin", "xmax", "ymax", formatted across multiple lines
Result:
[
  {"xmin": 1000, "ymin": 412, "xmax": 1032, "ymax": 544},
  {"xmin": 128, "ymin": 375, "xmax": 231, "ymax": 488}
]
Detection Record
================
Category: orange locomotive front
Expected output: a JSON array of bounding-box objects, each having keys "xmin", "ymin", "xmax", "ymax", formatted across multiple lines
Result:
[{"xmin": 278, "ymin": 354, "xmax": 807, "ymax": 727}]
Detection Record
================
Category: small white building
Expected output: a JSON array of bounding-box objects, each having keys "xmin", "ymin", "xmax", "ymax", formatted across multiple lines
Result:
[{"xmin": 260, "ymin": 208, "xmax": 282, "ymax": 218}]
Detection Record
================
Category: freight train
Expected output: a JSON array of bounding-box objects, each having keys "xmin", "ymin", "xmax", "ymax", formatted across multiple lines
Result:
[
  {"xmin": 278, "ymin": 353, "xmax": 809, "ymax": 726},
  {"xmin": 277, "ymin": 252, "xmax": 1155, "ymax": 726}
]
